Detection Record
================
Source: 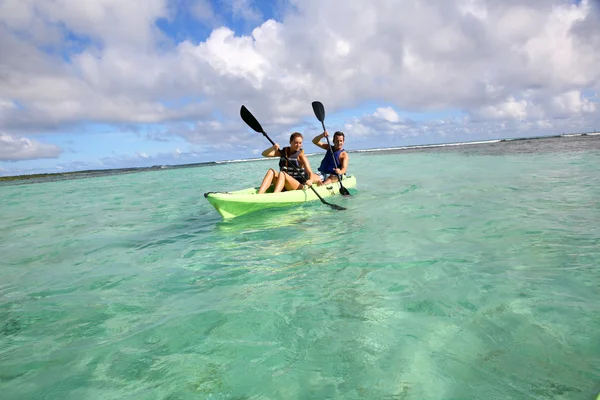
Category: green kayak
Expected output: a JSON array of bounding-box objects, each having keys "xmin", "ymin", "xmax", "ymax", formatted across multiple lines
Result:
[{"xmin": 204, "ymin": 175, "xmax": 356, "ymax": 219}]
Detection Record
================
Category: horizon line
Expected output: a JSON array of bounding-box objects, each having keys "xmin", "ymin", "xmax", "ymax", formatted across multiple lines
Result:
[{"xmin": 1, "ymin": 130, "xmax": 598, "ymax": 181}]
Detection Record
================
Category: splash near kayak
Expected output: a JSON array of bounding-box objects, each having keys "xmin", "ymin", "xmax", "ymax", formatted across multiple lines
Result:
[{"xmin": 204, "ymin": 174, "xmax": 356, "ymax": 219}]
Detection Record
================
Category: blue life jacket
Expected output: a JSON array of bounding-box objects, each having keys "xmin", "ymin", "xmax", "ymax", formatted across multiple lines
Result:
[
  {"xmin": 319, "ymin": 147, "xmax": 345, "ymax": 175},
  {"xmin": 279, "ymin": 147, "xmax": 307, "ymax": 182}
]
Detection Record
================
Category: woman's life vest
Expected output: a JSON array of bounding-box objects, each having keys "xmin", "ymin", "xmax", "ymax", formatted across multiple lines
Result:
[{"xmin": 279, "ymin": 147, "xmax": 307, "ymax": 182}]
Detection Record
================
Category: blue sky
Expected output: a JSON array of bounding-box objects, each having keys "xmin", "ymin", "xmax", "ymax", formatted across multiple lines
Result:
[{"xmin": 0, "ymin": 0, "xmax": 599, "ymax": 176}]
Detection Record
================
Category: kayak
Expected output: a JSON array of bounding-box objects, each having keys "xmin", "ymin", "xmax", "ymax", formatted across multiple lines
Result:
[{"xmin": 204, "ymin": 175, "xmax": 356, "ymax": 219}]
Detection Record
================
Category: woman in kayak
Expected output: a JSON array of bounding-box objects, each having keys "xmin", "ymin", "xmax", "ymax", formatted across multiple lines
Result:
[
  {"xmin": 257, "ymin": 132, "xmax": 321, "ymax": 194},
  {"xmin": 311, "ymin": 130, "xmax": 349, "ymax": 185}
]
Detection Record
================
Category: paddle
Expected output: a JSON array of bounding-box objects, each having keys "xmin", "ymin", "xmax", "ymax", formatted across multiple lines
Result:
[
  {"xmin": 311, "ymin": 101, "xmax": 351, "ymax": 196},
  {"xmin": 240, "ymin": 105, "xmax": 346, "ymax": 211}
]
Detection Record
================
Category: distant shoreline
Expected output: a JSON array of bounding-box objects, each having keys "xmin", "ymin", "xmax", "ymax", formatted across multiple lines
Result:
[
  {"xmin": 350, "ymin": 131, "xmax": 599, "ymax": 154},
  {"xmin": 0, "ymin": 162, "xmax": 219, "ymax": 182},
  {"xmin": 1, "ymin": 131, "xmax": 598, "ymax": 183}
]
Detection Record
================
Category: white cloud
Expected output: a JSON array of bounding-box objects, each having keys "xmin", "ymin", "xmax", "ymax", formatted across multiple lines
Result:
[
  {"xmin": 190, "ymin": 0, "xmax": 220, "ymax": 26},
  {"xmin": 551, "ymin": 90, "xmax": 596, "ymax": 116},
  {"xmin": 0, "ymin": 0, "xmax": 168, "ymax": 49},
  {"xmin": 4, "ymin": 1, "xmax": 598, "ymax": 124},
  {"xmin": 0, "ymin": 133, "xmax": 62, "ymax": 161},
  {"xmin": 373, "ymin": 107, "xmax": 401, "ymax": 123},
  {"xmin": 459, "ymin": 0, "xmax": 488, "ymax": 20},
  {"xmin": 335, "ymin": 39, "xmax": 351, "ymax": 57},
  {"xmin": 0, "ymin": 98, "xmax": 17, "ymax": 112},
  {"xmin": 477, "ymin": 97, "xmax": 531, "ymax": 121},
  {"xmin": 516, "ymin": 1, "xmax": 592, "ymax": 87},
  {"xmin": 227, "ymin": 0, "xmax": 263, "ymax": 23},
  {"xmin": 191, "ymin": 26, "xmax": 270, "ymax": 87}
]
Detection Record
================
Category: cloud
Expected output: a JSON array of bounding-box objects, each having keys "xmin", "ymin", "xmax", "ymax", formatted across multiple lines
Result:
[
  {"xmin": 189, "ymin": 0, "xmax": 220, "ymax": 26},
  {"xmin": 4, "ymin": 1, "xmax": 597, "ymax": 124},
  {"xmin": 338, "ymin": 89, "xmax": 600, "ymax": 147},
  {"xmin": 476, "ymin": 97, "xmax": 534, "ymax": 121},
  {"xmin": 550, "ymin": 90, "xmax": 596, "ymax": 116},
  {"xmin": 340, "ymin": 109, "xmax": 419, "ymax": 140},
  {"xmin": 0, "ymin": 0, "xmax": 599, "ymax": 173},
  {"xmin": 373, "ymin": 107, "xmax": 401, "ymax": 123},
  {"xmin": 0, "ymin": 0, "xmax": 169, "ymax": 48},
  {"xmin": 472, "ymin": 89, "xmax": 596, "ymax": 122},
  {"xmin": 226, "ymin": 0, "xmax": 263, "ymax": 23},
  {"xmin": 138, "ymin": 117, "xmax": 258, "ymax": 147},
  {"xmin": 190, "ymin": 26, "xmax": 270, "ymax": 87},
  {"xmin": 0, "ymin": 133, "xmax": 62, "ymax": 161},
  {"xmin": 96, "ymin": 147, "xmax": 214, "ymax": 169}
]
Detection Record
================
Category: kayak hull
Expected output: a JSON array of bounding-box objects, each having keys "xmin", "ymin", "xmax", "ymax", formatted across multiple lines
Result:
[{"xmin": 204, "ymin": 175, "xmax": 356, "ymax": 219}]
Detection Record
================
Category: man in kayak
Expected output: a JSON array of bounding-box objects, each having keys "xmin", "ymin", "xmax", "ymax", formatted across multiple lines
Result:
[
  {"xmin": 257, "ymin": 132, "xmax": 321, "ymax": 194},
  {"xmin": 312, "ymin": 131, "xmax": 349, "ymax": 185}
]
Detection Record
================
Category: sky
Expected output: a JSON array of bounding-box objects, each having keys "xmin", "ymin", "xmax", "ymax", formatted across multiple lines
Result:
[{"xmin": 0, "ymin": 0, "xmax": 599, "ymax": 176}]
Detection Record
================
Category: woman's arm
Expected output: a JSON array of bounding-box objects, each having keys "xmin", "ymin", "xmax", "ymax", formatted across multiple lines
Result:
[
  {"xmin": 262, "ymin": 143, "xmax": 281, "ymax": 157},
  {"xmin": 300, "ymin": 152, "xmax": 314, "ymax": 175},
  {"xmin": 299, "ymin": 153, "xmax": 315, "ymax": 185}
]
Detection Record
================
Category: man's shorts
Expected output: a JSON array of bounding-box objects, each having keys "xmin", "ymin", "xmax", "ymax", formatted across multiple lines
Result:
[{"xmin": 317, "ymin": 172, "xmax": 331, "ymax": 181}]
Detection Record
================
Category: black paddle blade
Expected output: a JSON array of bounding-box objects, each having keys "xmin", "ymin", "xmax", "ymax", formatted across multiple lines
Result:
[
  {"xmin": 328, "ymin": 202, "xmax": 346, "ymax": 211},
  {"xmin": 339, "ymin": 186, "xmax": 351, "ymax": 196},
  {"xmin": 240, "ymin": 105, "xmax": 264, "ymax": 133},
  {"xmin": 312, "ymin": 101, "xmax": 325, "ymax": 122}
]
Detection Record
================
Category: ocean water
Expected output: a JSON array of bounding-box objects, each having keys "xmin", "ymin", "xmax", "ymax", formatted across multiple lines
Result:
[{"xmin": 1, "ymin": 135, "xmax": 599, "ymax": 399}]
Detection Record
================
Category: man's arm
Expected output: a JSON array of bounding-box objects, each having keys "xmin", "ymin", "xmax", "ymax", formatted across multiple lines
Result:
[
  {"xmin": 312, "ymin": 132, "xmax": 330, "ymax": 150},
  {"xmin": 336, "ymin": 152, "xmax": 349, "ymax": 174}
]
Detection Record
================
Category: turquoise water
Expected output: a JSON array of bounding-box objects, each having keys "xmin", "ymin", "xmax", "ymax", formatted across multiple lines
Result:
[{"xmin": 1, "ymin": 136, "xmax": 599, "ymax": 399}]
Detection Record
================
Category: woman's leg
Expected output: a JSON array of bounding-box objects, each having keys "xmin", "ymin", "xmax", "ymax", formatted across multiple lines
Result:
[
  {"xmin": 283, "ymin": 174, "xmax": 303, "ymax": 191},
  {"xmin": 258, "ymin": 169, "xmax": 277, "ymax": 194},
  {"xmin": 273, "ymin": 170, "xmax": 287, "ymax": 192}
]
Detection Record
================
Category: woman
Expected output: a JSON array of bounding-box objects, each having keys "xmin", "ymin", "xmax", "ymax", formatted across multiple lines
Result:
[{"xmin": 257, "ymin": 132, "xmax": 321, "ymax": 194}]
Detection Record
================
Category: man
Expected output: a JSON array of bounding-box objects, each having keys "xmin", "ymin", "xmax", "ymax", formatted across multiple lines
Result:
[{"xmin": 312, "ymin": 130, "xmax": 349, "ymax": 185}]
